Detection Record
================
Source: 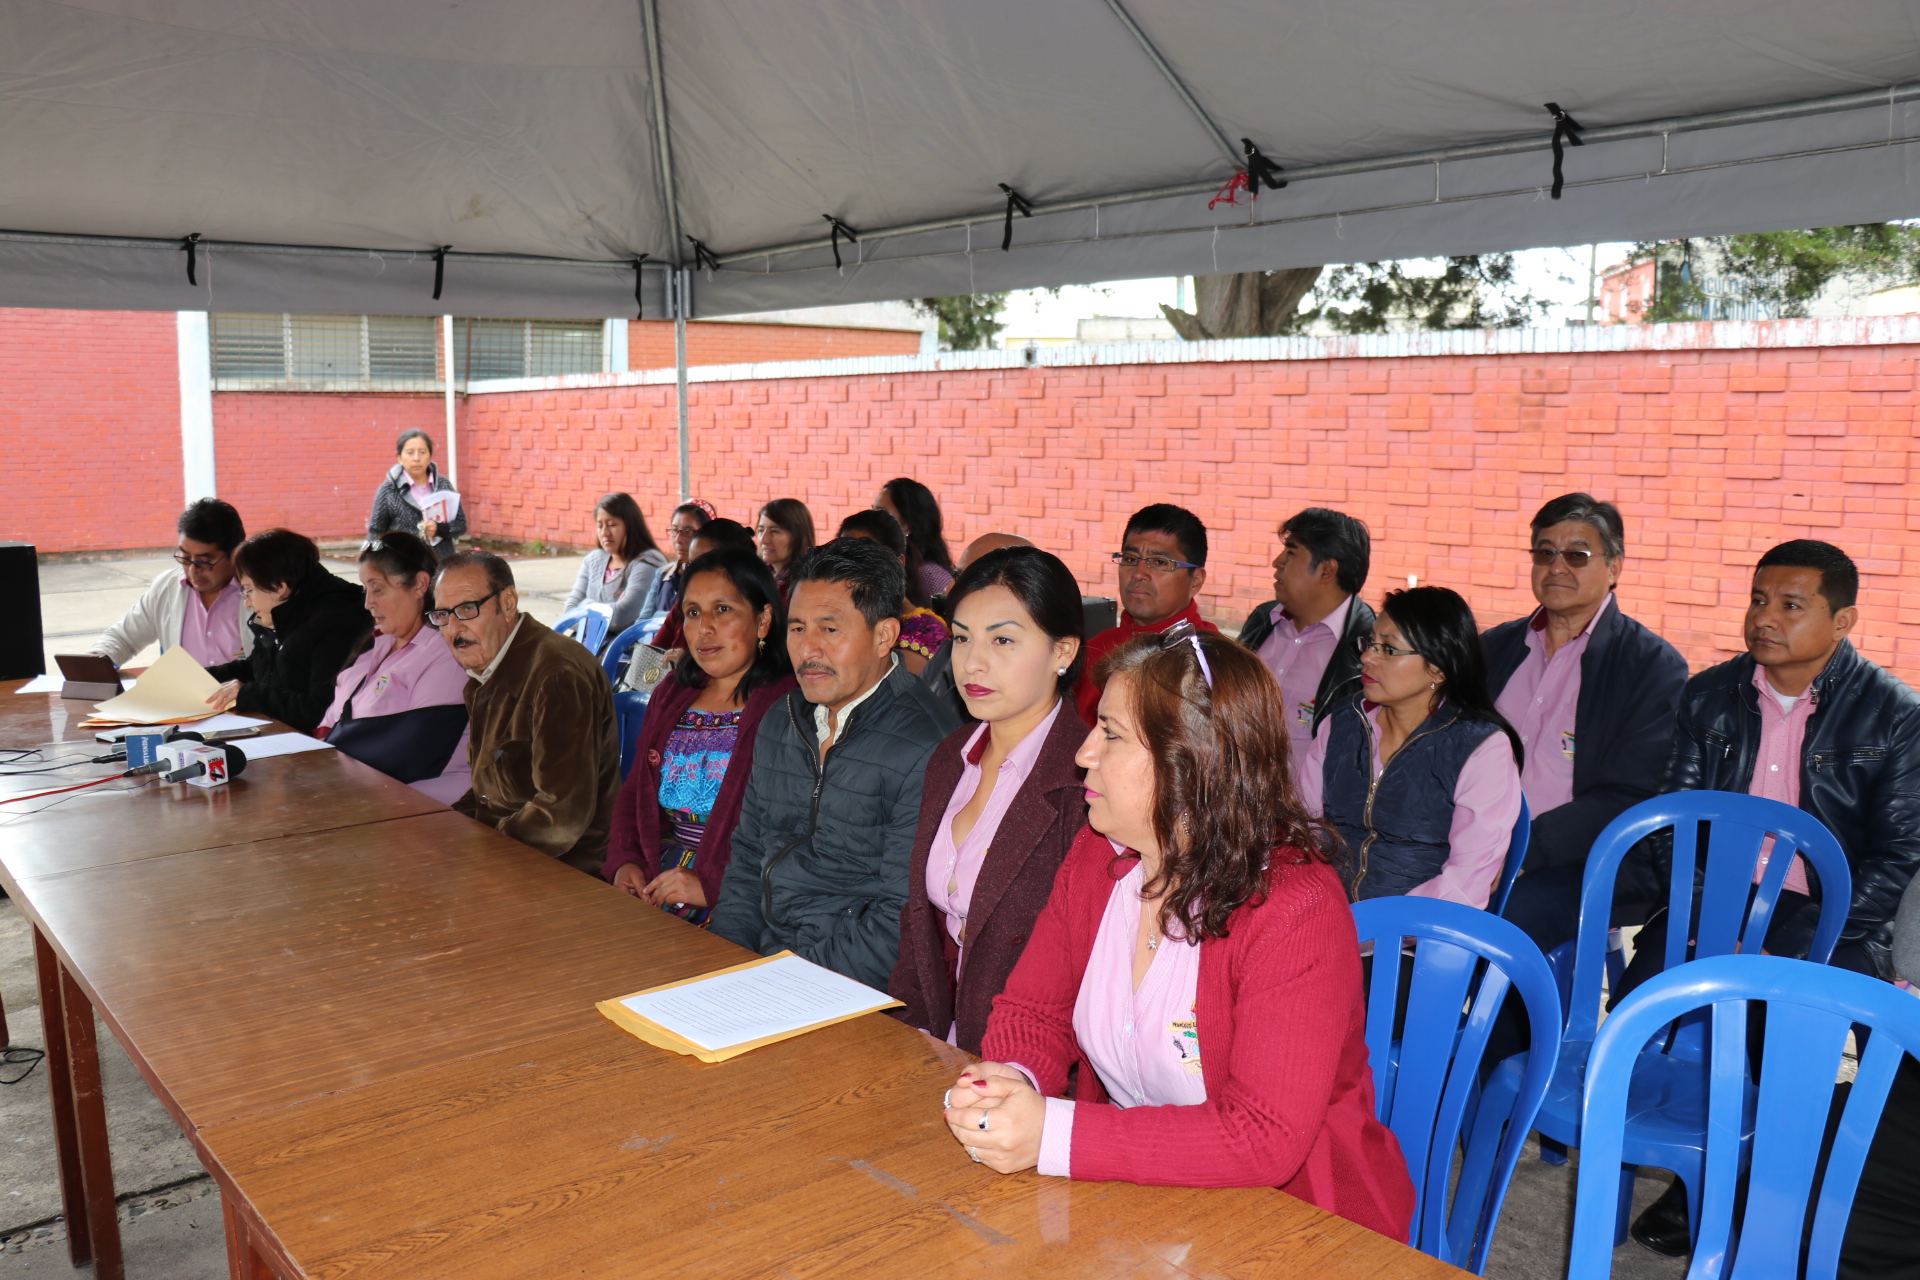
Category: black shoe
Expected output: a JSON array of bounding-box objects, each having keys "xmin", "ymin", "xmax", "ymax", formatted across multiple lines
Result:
[{"xmin": 1629, "ymin": 1181, "xmax": 1691, "ymax": 1258}]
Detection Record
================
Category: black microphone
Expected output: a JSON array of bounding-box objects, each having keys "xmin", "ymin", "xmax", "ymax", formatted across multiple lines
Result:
[{"xmin": 140, "ymin": 742, "xmax": 249, "ymax": 782}]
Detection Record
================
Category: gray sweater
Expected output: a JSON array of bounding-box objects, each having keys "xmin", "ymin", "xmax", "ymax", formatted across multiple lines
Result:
[{"xmin": 563, "ymin": 547, "xmax": 669, "ymax": 638}]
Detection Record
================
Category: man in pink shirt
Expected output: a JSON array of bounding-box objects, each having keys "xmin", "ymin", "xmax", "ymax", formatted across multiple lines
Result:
[
  {"xmin": 1236, "ymin": 508, "xmax": 1375, "ymax": 779},
  {"xmin": 91, "ymin": 498, "xmax": 254, "ymax": 669}
]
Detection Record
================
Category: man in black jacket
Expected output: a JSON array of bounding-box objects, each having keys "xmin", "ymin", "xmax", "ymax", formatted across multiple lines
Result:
[
  {"xmin": 1623, "ymin": 538, "xmax": 1920, "ymax": 1257},
  {"xmin": 1485, "ymin": 493, "xmax": 1689, "ymax": 954},
  {"xmin": 710, "ymin": 539, "xmax": 959, "ymax": 989},
  {"xmin": 1237, "ymin": 508, "xmax": 1375, "ymax": 780}
]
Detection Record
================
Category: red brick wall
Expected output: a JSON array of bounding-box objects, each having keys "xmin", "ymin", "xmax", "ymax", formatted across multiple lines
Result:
[
  {"xmin": 0, "ymin": 308, "xmax": 182, "ymax": 552},
  {"xmin": 628, "ymin": 321, "xmax": 922, "ymax": 370},
  {"xmin": 213, "ymin": 393, "xmax": 449, "ymax": 541},
  {"xmin": 462, "ymin": 341, "xmax": 1920, "ymax": 682}
]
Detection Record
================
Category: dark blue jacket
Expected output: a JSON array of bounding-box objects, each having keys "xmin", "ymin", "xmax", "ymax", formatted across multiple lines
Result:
[
  {"xmin": 1484, "ymin": 597, "xmax": 1688, "ymax": 873},
  {"xmin": 1322, "ymin": 691, "xmax": 1499, "ymax": 900}
]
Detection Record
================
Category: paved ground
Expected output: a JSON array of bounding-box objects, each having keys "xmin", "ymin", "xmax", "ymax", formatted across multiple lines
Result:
[{"xmin": 8, "ymin": 552, "xmax": 1691, "ymax": 1278}]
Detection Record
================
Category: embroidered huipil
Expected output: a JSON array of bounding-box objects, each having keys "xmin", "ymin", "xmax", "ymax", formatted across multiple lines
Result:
[
  {"xmin": 655, "ymin": 707, "xmax": 745, "ymax": 922},
  {"xmin": 1299, "ymin": 704, "xmax": 1522, "ymax": 908},
  {"xmin": 178, "ymin": 578, "xmax": 246, "ymax": 667},
  {"xmin": 1750, "ymin": 664, "xmax": 1815, "ymax": 896},
  {"xmin": 1255, "ymin": 595, "xmax": 1351, "ymax": 752},
  {"xmin": 1493, "ymin": 597, "xmax": 1609, "ymax": 816},
  {"xmin": 320, "ymin": 628, "xmax": 473, "ymax": 803},
  {"xmin": 1031, "ymin": 860, "xmax": 1206, "ymax": 1176},
  {"xmin": 927, "ymin": 702, "xmax": 1064, "ymax": 959}
]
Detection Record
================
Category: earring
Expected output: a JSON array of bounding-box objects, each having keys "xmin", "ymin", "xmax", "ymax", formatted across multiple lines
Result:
[
  {"xmin": 1429, "ymin": 682, "xmax": 1437, "ymax": 690},
  {"xmin": 1056, "ymin": 667, "xmax": 1067, "ymax": 676},
  {"xmin": 757, "ymin": 638, "xmax": 766, "ymax": 653}
]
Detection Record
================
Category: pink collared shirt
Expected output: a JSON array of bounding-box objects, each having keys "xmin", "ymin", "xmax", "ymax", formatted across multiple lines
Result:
[
  {"xmin": 320, "ymin": 627, "xmax": 472, "ymax": 804},
  {"xmin": 178, "ymin": 577, "xmax": 246, "ymax": 668},
  {"xmin": 927, "ymin": 700, "xmax": 1065, "ymax": 957},
  {"xmin": 1493, "ymin": 596, "xmax": 1610, "ymax": 816},
  {"xmin": 1298, "ymin": 704, "xmax": 1522, "ymax": 909},
  {"xmin": 1256, "ymin": 595, "xmax": 1352, "ymax": 755},
  {"xmin": 1031, "ymin": 858, "xmax": 1206, "ymax": 1177},
  {"xmin": 1749, "ymin": 664, "xmax": 1814, "ymax": 896}
]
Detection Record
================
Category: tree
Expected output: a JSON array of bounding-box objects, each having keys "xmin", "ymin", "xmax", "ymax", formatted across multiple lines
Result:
[
  {"xmin": 1633, "ymin": 225, "xmax": 1920, "ymax": 321},
  {"xmin": 1161, "ymin": 255, "xmax": 1543, "ymax": 338},
  {"xmin": 912, "ymin": 294, "xmax": 1010, "ymax": 351},
  {"xmin": 1158, "ymin": 268, "xmax": 1322, "ymax": 339}
]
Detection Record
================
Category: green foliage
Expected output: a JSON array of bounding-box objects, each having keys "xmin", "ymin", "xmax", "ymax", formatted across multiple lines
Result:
[
  {"xmin": 913, "ymin": 294, "xmax": 1011, "ymax": 351},
  {"xmin": 1632, "ymin": 225, "xmax": 1920, "ymax": 321},
  {"xmin": 1294, "ymin": 254, "xmax": 1544, "ymax": 333}
]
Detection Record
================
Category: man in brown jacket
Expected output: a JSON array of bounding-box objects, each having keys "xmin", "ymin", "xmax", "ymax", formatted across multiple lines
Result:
[{"xmin": 430, "ymin": 551, "xmax": 619, "ymax": 874}]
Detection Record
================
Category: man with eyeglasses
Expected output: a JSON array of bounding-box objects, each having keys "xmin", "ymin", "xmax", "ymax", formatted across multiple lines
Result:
[
  {"xmin": 432, "ymin": 550, "xmax": 620, "ymax": 875},
  {"xmin": 1482, "ymin": 493, "xmax": 1687, "ymax": 956},
  {"xmin": 1073, "ymin": 504, "xmax": 1216, "ymax": 724},
  {"xmin": 92, "ymin": 498, "xmax": 254, "ymax": 668}
]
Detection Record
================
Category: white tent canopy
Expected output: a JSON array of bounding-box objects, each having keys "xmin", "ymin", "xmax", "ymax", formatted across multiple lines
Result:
[{"xmin": 5, "ymin": 0, "xmax": 1920, "ymax": 319}]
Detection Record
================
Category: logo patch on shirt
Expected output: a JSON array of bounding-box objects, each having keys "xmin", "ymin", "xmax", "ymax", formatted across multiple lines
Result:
[
  {"xmin": 1296, "ymin": 700, "xmax": 1316, "ymax": 727},
  {"xmin": 1560, "ymin": 730, "xmax": 1576, "ymax": 760},
  {"xmin": 1170, "ymin": 1011, "xmax": 1202, "ymax": 1076}
]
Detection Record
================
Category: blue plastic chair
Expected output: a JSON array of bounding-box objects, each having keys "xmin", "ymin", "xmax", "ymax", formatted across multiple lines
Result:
[
  {"xmin": 554, "ymin": 606, "xmax": 611, "ymax": 654},
  {"xmin": 614, "ymin": 689, "xmax": 649, "ymax": 780},
  {"xmin": 1570, "ymin": 954, "xmax": 1920, "ymax": 1280},
  {"xmin": 1353, "ymin": 897, "xmax": 1562, "ymax": 1273},
  {"xmin": 1470, "ymin": 791, "xmax": 1851, "ymax": 1248},
  {"xmin": 601, "ymin": 620, "xmax": 655, "ymax": 686},
  {"xmin": 1492, "ymin": 796, "xmax": 1531, "ymax": 917}
]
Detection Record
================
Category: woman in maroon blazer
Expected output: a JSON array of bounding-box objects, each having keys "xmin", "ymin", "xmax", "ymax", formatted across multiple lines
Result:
[
  {"xmin": 603, "ymin": 549, "xmax": 795, "ymax": 921},
  {"xmin": 890, "ymin": 547, "xmax": 1088, "ymax": 1053}
]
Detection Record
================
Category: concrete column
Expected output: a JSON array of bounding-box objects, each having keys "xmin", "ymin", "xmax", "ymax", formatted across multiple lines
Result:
[
  {"xmin": 176, "ymin": 311, "xmax": 216, "ymax": 501},
  {"xmin": 606, "ymin": 317, "xmax": 630, "ymax": 373}
]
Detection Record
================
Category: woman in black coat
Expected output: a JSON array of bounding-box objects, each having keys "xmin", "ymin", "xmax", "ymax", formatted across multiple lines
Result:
[
  {"xmin": 367, "ymin": 429, "xmax": 465, "ymax": 556},
  {"xmin": 207, "ymin": 530, "xmax": 373, "ymax": 735}
]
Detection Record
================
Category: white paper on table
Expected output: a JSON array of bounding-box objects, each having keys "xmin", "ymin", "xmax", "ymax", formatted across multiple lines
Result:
[
  {"xmin": 418, "ymin": 491, "xmax": 461, "ymax": 526},
  {"xmin": 618, "ymin": 953, "xmax": 897, "ymax": 1053},
  {"xmin": 14, "ymin": 674, "xmax": 64, "ymax": 694},
  {"xmin": 93, "ymin": 713, "xmax": 269, "ymax": 742},
  {"xmin": 89, "ymin": 646, "xmax": 220, "ymax": 723},
  {"xmin": 233, "ymin": 733, "xmax": 335, "ymax": 761}
]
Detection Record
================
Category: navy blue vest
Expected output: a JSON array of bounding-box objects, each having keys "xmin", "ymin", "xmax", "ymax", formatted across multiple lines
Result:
[{"xmin": 1322, "ymin": 692, "xmax": 1501, "ymax": 900}]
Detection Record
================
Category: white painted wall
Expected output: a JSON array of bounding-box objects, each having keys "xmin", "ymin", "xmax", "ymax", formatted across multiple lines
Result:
[{"xmin": 176, "ymin": 311, "xmax": 216, "ymax": 501}]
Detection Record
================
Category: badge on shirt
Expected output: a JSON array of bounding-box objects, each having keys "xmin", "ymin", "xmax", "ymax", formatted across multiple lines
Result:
[
  {"xmin": 1296, "ymin": 700, "xmax": 1316, "ymax": 727},
  {"xmin": 1561, "ymin": 729, "xmax": 1576, "ymax": 760},
  {"xmin": 371, "ymin": 672, "xmax": 394, "ymax": 699},
  {"xmin": 1170, "ymin": 1010, "xmax": 1202, "ymax": 1076}
]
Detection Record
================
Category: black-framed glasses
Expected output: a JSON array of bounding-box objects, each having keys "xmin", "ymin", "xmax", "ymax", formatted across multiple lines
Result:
[
  {"xmin": 1112, "ymin": 551, "xmax": 1201, "ymax": 574},
  {"xmin": 173, "ymin": 550, "xmax": 227, "ymax": 569},
  {"xmin": 1355, "ymin": 635, "xmax": 1421, "ymax": 659},
  {"xmin": 425, "ymin": 587, "xmax": 503, "ymax": 628},
  {"xmin": 1530, "ymin": 547, "xmax": 1597, "ymax": 569}
]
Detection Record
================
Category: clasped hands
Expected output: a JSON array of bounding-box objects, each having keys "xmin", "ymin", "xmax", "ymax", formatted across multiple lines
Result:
[
  {"xmin": 943, "ymin": 1062, "xmax": 1045, "ymax": 1174},
  {"xmin": 612, "ymin": 863, "xmax": 706, "ymax": 909}
]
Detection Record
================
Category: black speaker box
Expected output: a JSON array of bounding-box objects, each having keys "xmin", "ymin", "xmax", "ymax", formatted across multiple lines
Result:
[{"xmin": 0, "ymin": 543, "xmax": 45, "ymax": 680}]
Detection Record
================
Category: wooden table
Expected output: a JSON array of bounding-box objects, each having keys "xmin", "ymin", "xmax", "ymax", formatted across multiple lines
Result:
[{"xmin": 0, "ymin": 681, "xmax": 1464, "ymax": 1280}]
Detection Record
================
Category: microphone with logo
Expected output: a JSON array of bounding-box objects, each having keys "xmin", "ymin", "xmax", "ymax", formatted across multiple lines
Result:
[{"xmin": 125, "ymin": 738, "xmax": 249, "ymax": 789}]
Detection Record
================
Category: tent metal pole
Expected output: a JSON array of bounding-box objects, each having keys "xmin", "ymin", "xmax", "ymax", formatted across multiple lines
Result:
[
  {"xmin": 1096, "ymin": 0, "xmax": 1241, "ymax": 169},
  {"xmin": 441, "ymin": 314, "xmax": 458, "ymax": 491},
  {"xmin": 642, "ymin": 0, "xmax": 692, "ymax": 501}
]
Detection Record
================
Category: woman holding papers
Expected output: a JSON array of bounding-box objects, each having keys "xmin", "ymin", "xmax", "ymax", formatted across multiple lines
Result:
[
  {"xmin": 563, "ymin": 492, "xmax": 671, "ymax": 641},
  {"xmin": 604, "ymin": 549, "xmax": 795, "ymax": 923},
  {"xmin": 206, "ymin": 530, "xmax": 373, "ymax": 736},
  {"xmin": 367, "ymin": 429, "xmax": 465, "ymax": 556},
  {"xmin": 316, "ymin": 533, "xmax": 471, "ymax": 804},
  {"xmin": 943, "ymin": 628, "xmax": 1415, "ymax": 1243},
  {"xmin": 888, "ymin": 547, "xmax": 1087, "ymax": 1055}
]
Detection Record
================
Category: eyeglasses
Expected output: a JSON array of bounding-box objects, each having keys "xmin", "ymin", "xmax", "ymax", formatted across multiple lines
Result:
[
  {"xmin": 1530, "ymin": 547, "xmax": 1598, "ymax": 569},
  {"xmin": 1157, "ymin": 620, "xmax": 1214, "ymax": 690},
  {"xmin": 173, "ymin": 551, "xmax": 227, "ymax": 569},
  {"xmin": 424, "ymin": 586, "xmax": 503, "ymax": 628},
  {"xmin": 1112, "ymin": 552, "xmax": 1201, "ymax": 574},
  {"xmin": 1356, "ymin": 635, "xmax": 1421, "ymax": 659}
]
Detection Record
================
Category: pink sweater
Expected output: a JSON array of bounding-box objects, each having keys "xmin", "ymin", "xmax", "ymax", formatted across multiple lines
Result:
[{"xmin": 982, "ymin": 827, "xmax": 1415, "ymax": 1241}]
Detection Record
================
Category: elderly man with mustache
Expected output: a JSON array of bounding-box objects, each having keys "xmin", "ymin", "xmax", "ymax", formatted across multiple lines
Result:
[
  {"xmin": 709, "ymin": 537, "xmax": 959, "ymax": 988},
  {"xmin": 431, "ymin": 550, "xmax": 620, "ymax": 874}
]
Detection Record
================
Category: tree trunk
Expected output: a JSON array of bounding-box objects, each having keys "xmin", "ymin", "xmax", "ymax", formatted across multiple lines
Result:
[{"xmin": 1161, "ymin": 267, "xmax": 1323, "ymax": 339}]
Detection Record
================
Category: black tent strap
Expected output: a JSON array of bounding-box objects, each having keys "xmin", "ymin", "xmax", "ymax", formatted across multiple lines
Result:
[
  {"xmin": 821, "ymin": 215, "xmax": 860, "ymax": 269},
  {"xmin": 432, "ymin": 244, "xmax": 450, "ymax": 299},
  {"xmin": 998, "ymin": 184, "xmax": 1034, "ymax": 251},
  {"xmin": 688, "ymin": 237, "xmax": 721, "ymax": 274},
  {"xmin": 1545, "ymin": 102, "xmax": 1586, "ymax": 199},
  {"xmin": 633, "ymin": 255, "xmax": 648, "ymax": 319},
  {"xmin": 1242, "ymin": 139, "xmax": 1286, "ymax": 190},
  {"xmin": 180, "ymin": 232, "xmax": 201, "ymax": 286}
]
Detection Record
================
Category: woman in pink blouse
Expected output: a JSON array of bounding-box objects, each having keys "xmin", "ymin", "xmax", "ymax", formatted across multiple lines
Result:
[
  {"xmin": 944, "ymin": 627, "xmax": 1414, "ymax": 1241},
  {"xmin": 889, "ymin": 547, "xmax": 1087, "ymax": 1054},
  {"xmin": 1298, "ymin": 586, "xmax": 1524, "ymax": 909},
  {"xmin": 318, "ymin": 532, "xmax": 471, "ymax": 804}
]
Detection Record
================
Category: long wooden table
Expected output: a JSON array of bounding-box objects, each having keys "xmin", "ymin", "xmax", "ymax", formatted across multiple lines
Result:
[{"xmin": 0, "ymin": 680, "xmax": 1464, "ymax": 1279}]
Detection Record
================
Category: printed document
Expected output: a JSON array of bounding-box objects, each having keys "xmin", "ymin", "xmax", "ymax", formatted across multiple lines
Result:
[{"xmin": 601, "ymin": 952, "xmax": 901, "ymax": 1060}]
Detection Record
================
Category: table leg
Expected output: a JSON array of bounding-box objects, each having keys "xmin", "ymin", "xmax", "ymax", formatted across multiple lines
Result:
[
  {"xmin": 33, "ymin": 926, "xmax": 92, "ymax": 1269},
  {"xmin": 223, "ymin": 1194, "xmax": 279, "ymax": 1280},
  {"xmin": 60, "ymin": 960, "xmax": 125, "ymax": 1280}
]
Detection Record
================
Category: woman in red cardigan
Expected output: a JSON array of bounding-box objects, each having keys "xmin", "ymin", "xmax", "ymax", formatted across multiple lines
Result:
[
  {"xmin": 603, "ymin": 548, "xmax": 795, "ymax": 921},
  {"xmin": 944, "ymin": 625, "xmax": 1415, "ymax": 1242},
  {"xmin": 889, "ymin": 547, "xmax": 1089, "ymax": 1053}
]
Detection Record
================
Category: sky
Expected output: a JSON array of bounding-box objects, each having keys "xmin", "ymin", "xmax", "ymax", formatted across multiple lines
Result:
[{"xmin": 994, "ymin": 242, "xmax": 1638, "ymax": 341}]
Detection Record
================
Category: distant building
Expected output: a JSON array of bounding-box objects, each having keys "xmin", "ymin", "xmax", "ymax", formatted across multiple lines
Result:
[
  {"xmin": 1598, "ymin": 260, "xmax": 1655, "ymax": 324},
  {"xmin": 999, "ymin": 315, "xmax": 1178, "ymax": 349}
]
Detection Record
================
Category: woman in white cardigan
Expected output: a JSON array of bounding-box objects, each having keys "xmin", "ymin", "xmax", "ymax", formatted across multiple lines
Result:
[{"xmin": 562, "ymin": 492, "xmax": 670, "ymax": 642}]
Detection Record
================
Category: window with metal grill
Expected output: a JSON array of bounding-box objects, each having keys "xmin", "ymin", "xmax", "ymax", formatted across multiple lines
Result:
[
  {"xmin": 209, "ymin": 315, "xmax": 605, "ymax": 389},
  {"xmin": 455, "ymin": 319, "xmax": 606, "ymax": 381}
]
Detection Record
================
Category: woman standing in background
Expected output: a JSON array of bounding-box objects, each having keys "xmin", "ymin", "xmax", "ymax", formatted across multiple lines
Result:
[{"xmin": 367, "ymin": 430, "xmax": 465, "ymax": 555}]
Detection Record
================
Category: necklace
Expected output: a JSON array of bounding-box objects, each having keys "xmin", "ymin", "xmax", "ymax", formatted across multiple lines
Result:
[{"xmin": 1146, "ymin": 936, "xmax": 1159, "ymax": 951}]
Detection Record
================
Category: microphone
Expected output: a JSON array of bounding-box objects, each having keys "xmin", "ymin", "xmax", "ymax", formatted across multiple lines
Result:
[{"xmin": 139, "ymin": 742, "xmax": 248, "ymax": 787}]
